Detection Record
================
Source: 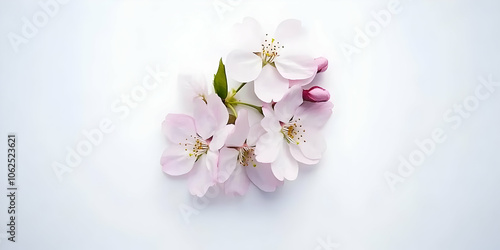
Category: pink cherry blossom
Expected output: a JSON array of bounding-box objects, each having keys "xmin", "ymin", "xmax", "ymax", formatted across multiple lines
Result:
[
  {"xmin": 303, "ymin": 86, "xmax": 330, "ymax": 102},
  {"xmin": 178, "ymin": 74, "xmax": 209, "ymax": 101},
  {"xmin": 255, "ymin": 86, "xmax": 333, "ymax": 181},
  {"xmin": 225, "ymin": 17, "xmax": 317, "ymax": 103},
  {"xmin": 218, "ymin": 109, "xmax": 283, "ymax": 195},
  {"xmin": 289, "ymin": 57, "xmax": 330, "ymax": 88},
  {"xmin": 161, "ymin": 94, "xmax": 232, "ymax": 197}
]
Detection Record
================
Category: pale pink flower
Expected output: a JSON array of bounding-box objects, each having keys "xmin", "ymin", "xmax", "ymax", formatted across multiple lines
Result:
[
  {"xmin": 218, "ymin": 109, "xmax": 283, "ymax": 195},
  {"xmin": 289, "ymin": 57, "xmax": 329, "ymax": 87},
  {"xmin": 178, "ymin": 73, "xmax": 209, "ymax": 101},
  {"xmin": 225, "ymin": 17, "xmax": 317, "ymax": 103},
  {"xmin": 255, "ymin": 86, "xmax": 333, "ymax": 181},
  {"xmin": 161, "ymin": 94, "xmax": 232, "ymax": 197},
  {"xmin": 289, "ymin": 57, "xmax": 328, "ymax": 87}
]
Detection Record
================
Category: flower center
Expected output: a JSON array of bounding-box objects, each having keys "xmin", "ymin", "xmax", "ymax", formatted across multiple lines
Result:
[
  {"xmin": 237, "ymin": 146, "xmax": 257, "ymax": 167},
  {"xmin": 261, "ymin": 34, "xmax": 283, "ymax": 64},
  {"xmin": 180, "ymin": 135, "xmax": 209, "ymax": 159},
  {"xmin": 281, "ymin": 118, "xmax": 306, "ymax": 145}
]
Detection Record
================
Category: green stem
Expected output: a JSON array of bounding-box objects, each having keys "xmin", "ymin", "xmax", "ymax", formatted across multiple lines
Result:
[
  {"xmin": 227, "ymin": 103, "xmax": 237, "ymax": 117},
  {"xmin": 231, "ymin": 101, "xmax": 259, "ymax": 109},
  {"xmin": 227, "ymin": 101, "xmax": 263, "ymax": 115},
  {"xmin": 234, "ymin": 82, "xmax": 247, "ymax": 93}
]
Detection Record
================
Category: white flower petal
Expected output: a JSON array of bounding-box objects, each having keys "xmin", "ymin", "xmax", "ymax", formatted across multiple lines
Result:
[
  {"xmin": 289, "ymin": 70, "xmax": 317, "ymax": 87},
  {"xmin": 187, "ymin": 154, "xmax": 216, "ymax": 197},
  {"xmin": 274, "ymin": 55, "xmax": 317, "ymax": 80},
  {"xmin": 274, "ymin": 85, "xmax": 303, "ymax": 122},
  {"xmin": 225, "ymin": 109, "xmax": 250, "ymax": 147},
  {"xmin": 210, "ymin": 124, "xmax": 234, "ymax": 150},
  {"xmin": 297, "ymin": 127, "xmax": 326, "ymax": 160},
  {"xmin": 193, "ymin": 98, "xmax": 217, "ymax": 139},
  {"xmin": 217, "ymin": 148, "xmax": 239, "ymax": 183},
  {"xmin": 255, "ymin": 131, "xmax": 282, "ymax": 163},
  {"xmin": 246, "ymin": 160, "xmax": 283, "ymax": 192},
  {"xmin": 288, "ymin": 143, "xmax": 320, "ymax": 165},
  {"xmin": 271, "ymin": 141, "xmax": 299, "ymax": 181},
  {"xmin": 273, "ymin": 19, "xmax": 303, "ymax": 45},
  {"xmin": 226, "ymin": 50, "xmax": 262, "ymax": 82},
  {"xmin": 162, "ymin": 114, "xmax": 197, "ymax": 144},
  {"xmin": 232, "ymin": 17, "xmax": 264, "ymax": 52},
  {"xmin": 247, "ymin": 123, "xmax": 266, "ymax": 146},
  {"xmin": 253, "ymin": 65, "xmax": 289, "ymax": 102},
  {"xmin": 262, "ymin": 104, "xmax": 274, "ymax": 117},
  {"xmin": 260, "ymin": 113, "xmax": 281, "ymax": 133},
  {"xmin": 178, "ymin": 74, "xmax": 209, "ymax": 100},
  {"xmin": 206, "ymin": 149, "xmax": 219, "ymax": 180},
  {"xmin": 161, "ymin": 146, "xmax": 196, "ymax": 176},
  {"xmin": 206, "ymin": 94, "xmax": 229, "ymax": 131},
  {"xmin": 295, "ymin": 101, "xmax": 334, "ymax": 129},
  {"xmin": 224, "ymin": 165, "xmax": 251, "ymax": 195}
]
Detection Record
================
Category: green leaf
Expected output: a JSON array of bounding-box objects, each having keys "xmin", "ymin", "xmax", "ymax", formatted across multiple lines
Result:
[{"xmin": 213, "ymin": 58, "xmax": 228, "ymax": 100}]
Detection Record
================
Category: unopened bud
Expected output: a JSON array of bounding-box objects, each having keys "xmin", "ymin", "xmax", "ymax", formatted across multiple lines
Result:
[
  {"xmin": 303, "ymin": 86, "xmax": 330, "ymax": 102},
  {"xmin": 315, "ymin": 57, "xmax": 328, "ymax": 73}
]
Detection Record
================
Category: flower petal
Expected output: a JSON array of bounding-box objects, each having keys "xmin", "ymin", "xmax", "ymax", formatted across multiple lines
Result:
[
  {"xmin": 225, "ymin": 109, "xmax": 250, "ymax": 147},
  {"xmin": 226, "ymin": 50, "xmax": 262, "ymax": 82},
  {"xmin": 294, "ymin": 101, "xmax": 334, "ymax": 129},
  {"xmin": 247, "ymin": 123, "xmax": 266, "ymax": 146},
  {"xmin": 288, "ymin": 143, "xmax": 320, "ymax": 165},
  {"xmin": 274, "ymin": 85, "xmax": 303, "ymax": 122},
  {"xmin": 260, "ymin": 112, "xmax": 281, "ymax": 133},
  {"xmin": 273, "ymin": 19, "xmax": 303, "ymax": 45},
  {"xmin": 206, "ymin": 149, "xmax": 219, "ymax": 180},
  {"xmin": 206, "ymin": 94, "xmax": 229, "ymax": 131},
  {"xmin": 210, "ymin": 124, "xmax": 234, "ymax": 151},
  {"xmin": 232, "ymin": 17, "xmax": 264, "ymax": 52},
  {"xmin": 274, "ymin": 55, "xmax": 317, "ymax": 80},
  {"xmin": 217, "ymin": 147, "xmax": 239, "ymax": 183},
  {"xmin": 162, "ymin": 114, "xmax": 197, "ymax": 143},
  {"xmin": 271, "ymin": 141, "xmax": 299, "ymax": 181},
  {"xmin": 246, "ymin": 160, "xmax": 283, "ymax": 192},
  {"xmin": 255, "ymin": 131, "xmax": 282, "ymax": 163},
  {"xmin": 253, "ymin": 65, "xmax": 289, "ymax": 102},
  {"xmin": 161, "ymin": 146, "xmax": 196, "ymax": 176},
  {"xmin": 193, "ymin": 98, "xmax": 217, "ymax": 139},
  {"xmin": 297, "ymin": 127, "xmax": 326, "ymax": 160},
  {"xmin": 178, "ymin": 74, "xmax": 209, "ymax": 100},
  {"xmin": 187, "ymin": 154, "xmax": 216, "ymax": 197},
  {"xmin": 289, "ymin": 70, "xmax": 317, "ymax": 87},
  {"xmin": 224, "ymin": 165, "xmax": 251, "ymax": 195}
]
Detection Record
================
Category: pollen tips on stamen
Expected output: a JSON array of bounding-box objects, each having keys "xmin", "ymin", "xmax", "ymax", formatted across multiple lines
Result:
[{"xmin": 238, "ymin": 147, "xmax": 255, "ymax": 167}]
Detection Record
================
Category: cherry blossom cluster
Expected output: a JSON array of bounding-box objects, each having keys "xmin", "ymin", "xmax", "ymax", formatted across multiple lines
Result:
[{"xmin": 161, "ymin": 18, "xmax": 333, "ymax": 197}]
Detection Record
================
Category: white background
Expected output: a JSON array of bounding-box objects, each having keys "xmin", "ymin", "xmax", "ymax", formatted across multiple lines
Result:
[{"xmin": 1, "ymin": 0, "xmax": 500, "ymax": 249}]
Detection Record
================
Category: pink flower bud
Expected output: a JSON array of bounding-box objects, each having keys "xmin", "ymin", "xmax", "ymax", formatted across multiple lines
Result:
[
  {"xmin": 303, "ymin": 86, "xmax": 330, "ymax": 102},
  {"xmin": 315, "ymin": 57, "xmax": 328, "ymax": 73}
]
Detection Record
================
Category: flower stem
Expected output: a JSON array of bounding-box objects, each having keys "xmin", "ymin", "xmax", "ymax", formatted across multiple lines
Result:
[
  {"xmin": 234, "ymin": 82, "xmax": 247, "ymax": 93},
  {"xmin": 228, "ymin": 101, "xmax": 263, "ymax": 114},
  {"xmin": 224, "ymin": 82, "xmax": 263, "ymax": 115},
  {"xmin": 227, "ymin": 103, "xmax": 237, "ymax": 117},
  {"xmin": 231, "ymin": 101, "xmax": 259, "ymax": 110}
]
